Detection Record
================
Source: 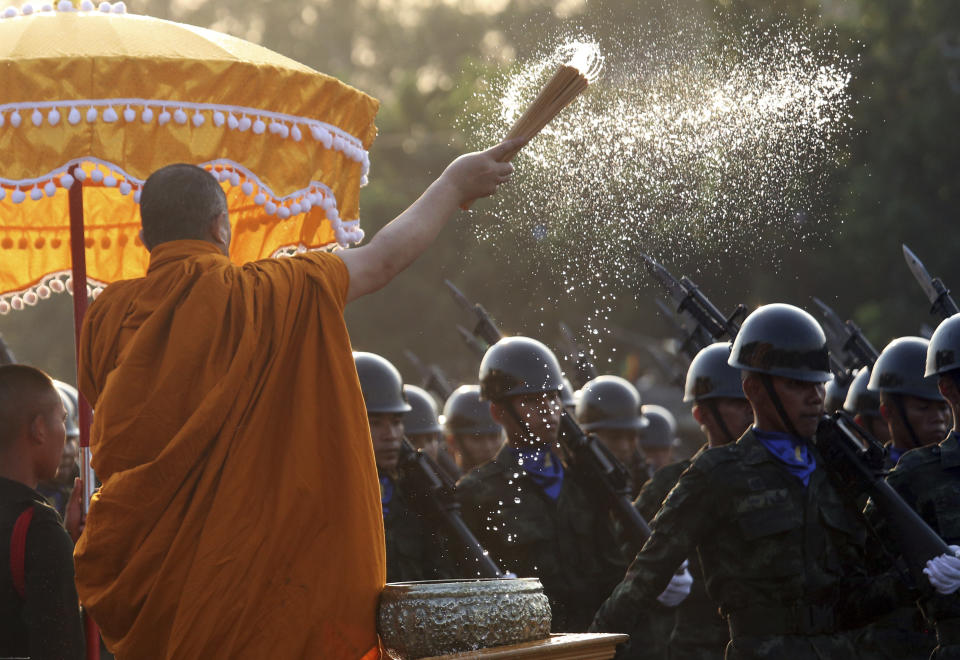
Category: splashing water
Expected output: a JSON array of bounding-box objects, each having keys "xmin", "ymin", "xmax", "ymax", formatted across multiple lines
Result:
[{"xmin": 461, "ymin": 23, "xmax": 852, "ymax": 361}]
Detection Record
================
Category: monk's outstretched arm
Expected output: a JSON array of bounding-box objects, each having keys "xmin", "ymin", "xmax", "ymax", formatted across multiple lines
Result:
[{"xmin": 339, "ymin": 138, "xmax": 521, "ymax": 303}]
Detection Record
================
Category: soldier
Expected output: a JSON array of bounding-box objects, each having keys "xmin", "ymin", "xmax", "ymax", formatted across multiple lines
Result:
[
  {"xmin": 442, "ymin": 385, "xmax": 503, "ymax": 474},
  {"xmin": 355, "ymin": 352, "xmax": 454, "ymax": 583},
  {"xmin": 456, "ymin": 336, "xmax": 633, "ymax": 632},
  {"xmin": 875, "ymin": 314, "xmax": 960, "ymax": 659},
  {"xmin": 575, "ymin": 375, "xmax": 649, "ymax": 496},
  {"xmin": 631, "ymin": 342, "xmax": 753, "ymax": 660},
  {"xmin": 843, "ymin": 367, "xmax": 891, "ymax": 448},
  {"xmin": 868, "ymin": 337, "xmax": 950, "ymax": 466},
  {"xmin": 638, "ymin": 404, "xmax": 678, "ymax": 474},
  {"xmin": 403, "ymin": 384, "xmax": 460, "ymax": 480},
  {"xmin": 590, "ymin": 303, "xmax": 929, "ymax": 659}
]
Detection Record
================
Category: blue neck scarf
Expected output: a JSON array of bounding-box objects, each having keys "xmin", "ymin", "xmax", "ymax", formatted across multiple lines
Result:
[
  {"xmin": 511, "ymin": 446, "xmax": 564, "ymax": 500},
  {"xmin": 379, "ymin": 475, "xmax": 394, "ymax": 517},
  {"xmin": 887, "ymin": 445, "xmax": 906, "ymax": 466},
  {"xmin": 754, "ymin": 427, "xmax": 817, "ymax": 487}
]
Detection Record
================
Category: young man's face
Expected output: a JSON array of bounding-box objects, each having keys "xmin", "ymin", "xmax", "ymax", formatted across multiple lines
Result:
[
  {"xmin": 745, "ymin": 375, "xmax": 825, "ymax": 439},
  {"xmin": 694, "ymin": 397, "xmax": 753, "ymax": 447},
  {"xmin": 493, "ymin": 391, "xmax": 562, "ymax": 449},
  {"xmin": 451, "ymin": 432, "xmax": 503, "ymax": 472},
  {"xmin": 406, "ymin": 432, "xmax": 439, "ymax": 461},
  {"xmin": 592, "ymin": 427, "xmax": 639, "ymax": 468},
  {"xmin": 38, "ymin": 391, "xmax": 68, "ymax": 482},
  {"xmin": 368, "ymin": 412, "xmax": 404, "ymax": 473},
  {"xmin": 883, "ymin": 395, "xmax": 951, "ymax": 449}
]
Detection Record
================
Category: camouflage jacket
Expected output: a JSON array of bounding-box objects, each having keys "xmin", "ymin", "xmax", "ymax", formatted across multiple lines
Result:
[
  {"xmin": 591, "ymin": 429, "xmax": 910, "ymax": 657},
  {"xmin": 633, "ymin": 447, "xmax": 728, "ymax": 660},
  {"xmin": 457, "ymin": 444, "xmax": 628, "ymax": 632},
  {"xmin": 884, "ymin": 434, "xmax": 960, "ymax": 626},
  {"xmin": 382, "ymin": 475, "xmax": 457, "ymax": 583}
]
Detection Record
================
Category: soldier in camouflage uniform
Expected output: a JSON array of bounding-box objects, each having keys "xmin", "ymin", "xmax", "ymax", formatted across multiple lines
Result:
[
  {"xmin": 442, "ymin": 384, "xmax": 503, "ymax": 474},
  {"xmin": 590, "ymin": 304, "xmax": 918, "ymax": 659},
  {"xmin": 456, "ymin": 337, "xmax": 631, "ymax": 632},
  {"xmin": 355, "ymin": 352, "xmax": 455, "ymax": 583},
  {"xmin": 855, "ymin": 337, "xmax": 949, "ymax": 659},
  {"xmin": 631, "ymin": 342, "xmax": 753, "ymax": 660},
  {"xmin": 576, "ymin": 375, "xmax": 650, "ymax": 497},
  {"xmin": 876, "ymin": 315, "xmax": 960, "ymax": 659}
]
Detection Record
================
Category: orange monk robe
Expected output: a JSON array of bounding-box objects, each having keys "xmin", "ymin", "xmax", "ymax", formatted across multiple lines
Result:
[{"xmin": 75, "ymin": 240, "xmax": 385, "ymax": 659}]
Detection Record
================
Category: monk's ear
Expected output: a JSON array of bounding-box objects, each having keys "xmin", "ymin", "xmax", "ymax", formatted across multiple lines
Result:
[{"xmin": 28, "ymin": 413, "xmax": 47, "ymax": 445}]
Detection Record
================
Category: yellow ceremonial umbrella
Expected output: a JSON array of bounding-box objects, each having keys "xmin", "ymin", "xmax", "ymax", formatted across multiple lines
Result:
[
  {"xmin": 0, "ymin": 5, "xmax": 378, "ymax": 654},
  {"xmin": 0, "ymin": 0, "xmax": 378, "ymax": 315}
]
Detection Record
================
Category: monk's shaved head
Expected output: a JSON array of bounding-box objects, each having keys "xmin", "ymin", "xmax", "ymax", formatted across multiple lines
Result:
[
  {"xmin": 140, "ymin": 164, "xmax": 229, "ymax": 250},
  {"xmin": 0, "ymin": 364, "xmax": 59, "ymax": 451}
]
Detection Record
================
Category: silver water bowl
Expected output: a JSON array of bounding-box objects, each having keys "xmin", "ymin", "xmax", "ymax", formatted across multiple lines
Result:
[{"xmin": 377, "ymin": 578, "xmax": 552, "ymax": 658}]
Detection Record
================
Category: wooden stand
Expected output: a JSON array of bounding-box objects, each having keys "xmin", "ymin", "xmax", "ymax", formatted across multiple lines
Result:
[{"xmin": 422, "ymin": 633, "xmax": 629, "ymax": 660}]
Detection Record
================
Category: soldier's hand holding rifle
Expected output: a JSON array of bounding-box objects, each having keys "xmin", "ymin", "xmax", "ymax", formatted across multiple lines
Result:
[{"xmin": 925, "ymin": 546, "xmax": 960, "ymax": 595}]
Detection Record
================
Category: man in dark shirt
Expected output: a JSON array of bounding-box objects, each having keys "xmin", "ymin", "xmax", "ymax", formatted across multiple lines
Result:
[{"xmin": 0, "ymin": 364, "xmax": 84, "ymax": 660}]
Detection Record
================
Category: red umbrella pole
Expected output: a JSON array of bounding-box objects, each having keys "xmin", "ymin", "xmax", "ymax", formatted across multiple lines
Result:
[{"xmin": 67, "ymin": 166, "xmax": 101, "ymax": 660}]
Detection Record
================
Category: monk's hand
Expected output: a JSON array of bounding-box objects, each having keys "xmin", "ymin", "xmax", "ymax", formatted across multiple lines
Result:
[
  {"xmin": 65, "ymin": 477, "xmax": 86, "ymax": 543},
  {"xmin": 441, "ymin": 138, "xmax": 523, "ymax": 208}
]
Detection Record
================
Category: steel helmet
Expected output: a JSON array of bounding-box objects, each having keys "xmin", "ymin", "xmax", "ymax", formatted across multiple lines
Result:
[
  {"xmin": 728, "ymin": 303, "xmax": 832, "ymax": 383},
  {"xmin": 843, "ymin": 367, "xmax": 880, "ymax": 418},
  {"xmin": 638, "ymin": 404, "xmax": 677, "ymax": 449},
  {"xmin": 52, "ymin": 379, "xmax": 80, "ymax": 438},
  {"xmin": 442, "ymin": 385, "xmax": 501, "ymax": 436},
  {"xmin": 478, "ymin": 337, "xmax": 565, "ymax": 402},
  {"xmin": 824, "ymin": 376, "xmax": 850, "ymax": 414},
  {"xmin": 353, "ymin": 352, "xmax": 411, "ymax": 414},
  {"xmin": 576, "ymin": 375, "xmax": 649, "ymax": 432},
  {"xmin": 868, "ymin": 337, "xmax": 942, "ymax": 401},
  {"xmin": 683, "ymin": 342, "xmax": 746, "ymax": 402},
  {"xmin": 925, "ymin": 313, "xmax": 960, "ymax": 377},
  {"xmin": 402, "ymin": 385, "xmax": 442, "ymax": 435}
]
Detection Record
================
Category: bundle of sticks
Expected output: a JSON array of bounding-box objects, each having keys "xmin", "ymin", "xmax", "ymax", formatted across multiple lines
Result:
[{"xmin": 500, "ymin": 46, "xmax": 603, "ymax": 162}]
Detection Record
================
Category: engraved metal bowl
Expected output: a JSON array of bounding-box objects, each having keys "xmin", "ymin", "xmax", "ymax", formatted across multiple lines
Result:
[{"xmin": 377, "ymin": 578, "xmax": 552, "ymax": 659}]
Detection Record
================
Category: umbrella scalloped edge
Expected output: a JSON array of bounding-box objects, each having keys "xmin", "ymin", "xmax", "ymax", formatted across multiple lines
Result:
[
  {"xmin": 0, "ymin": 269, "xmax": 109, "ymax": 314},
  {"xmin": 1, "ymin": 156, "xmax": 367, "ymax": 247},
  {"xmin": 2, "ymin": 1, "xmax": 129, "ymax": 19},
  {"xmin": 0, "ymin": 97, "xmax": 371, "ymax": 185}
]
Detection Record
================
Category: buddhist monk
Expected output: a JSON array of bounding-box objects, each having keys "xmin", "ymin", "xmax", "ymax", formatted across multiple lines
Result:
[{"xmin": 74, "ymin": 140, "xmax": 519, "ymax": 659}]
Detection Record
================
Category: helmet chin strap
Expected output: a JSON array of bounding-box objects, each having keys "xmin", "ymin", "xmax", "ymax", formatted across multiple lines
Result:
[
  {"xmin": 891, "ymin": 393, "xmax": 924, "ymax": 450},
  {"xmin": 704, "ymin": 399, "xmax": 738, "ymax": 445},
  {"xmin": 759, "ymin": 374, "xmax": 803, "ymax": 439}
]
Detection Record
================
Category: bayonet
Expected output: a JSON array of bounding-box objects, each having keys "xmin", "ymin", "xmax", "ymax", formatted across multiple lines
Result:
[{"xmin": 903, "ymin": 244, "xmax": 960, "ymax": 320}]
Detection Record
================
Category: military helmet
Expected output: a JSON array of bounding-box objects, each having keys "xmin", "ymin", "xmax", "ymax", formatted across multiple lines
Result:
[
  {"xmin": 402, "ymin": 385, "xmax": 442, "ymax": 435},
  {"xmin": 478, "ymin": 336, "xmax": 565, "ymax": 402},
  {"xmin": 843, "ymin": 367, "xmax": 880, "ymax": 417},
  {"xmin": 925, "ymin": 313, "xmax": 960, "ymax": 377},
  {"xmin": 683, "ymin": 342, "xmax": 746, "ymax": 402},
  {"xmin": 824, "ymin": 376, "xmax": 850, "ymax": 414},
  {"xmin": 868, "ymin": 337, "xmax": 942, "ymax": 401},
  {"xmin": 638, "ymin": 404, "xmax": 677, "ymax": 448},
  {"xmin": 576, "ymin": 375, "xmax": 649, "ymax": 432},
  {"xmin": 353, "ymin": 352, "xmax": 411, "ymax": 414},
  {"xmin": 442, "ymin": 385, "xmax": 501, "ymax": 436},
  {"xmin": 728, "ymin": 303, "xmax": 832, "ymax": 383},
  {"xmin": 52, "ymin": 379, "xmax": 80, "ymax": 438}
]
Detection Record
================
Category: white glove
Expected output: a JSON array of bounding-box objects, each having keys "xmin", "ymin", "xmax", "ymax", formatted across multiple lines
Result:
[
  {"xmin": 924, "ymin": 545, "xmax": 960, "ymax": 595},
  {"xmin": 657, "ymin": 560, "xmax": 693, "ymax": 607}
]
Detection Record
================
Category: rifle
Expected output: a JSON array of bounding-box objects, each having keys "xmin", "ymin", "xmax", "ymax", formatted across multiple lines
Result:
[
  {"xmin": 445, "ymin": 280, "xmax": 503, "ymax": 347},
  {"xmin": 397, "ymin": 439, "xmax": 504, "ymax": 578},
  {"xmin": 903, "ymin": 244, "xmax": 960, "ymax": 321},
  {"xmin": 814, "ymin": 412, "xmax": 949, "ymax": 587},
  {"xmin": 0, "ymin": 333, "xmax": 16, "ymax": 366},
  {"xmin": 640, "ymin": 253, "xmax": 746, "ymax": 354},
  {"xmin": 445, "ymin": 283, "xmax": 653, "ymax": 554},
  {"xmin": 607, "ymin": 324, "xmax": 687, "ymax": 388},
  {"xmin": 811, "ymin": 297, "xmax": 879, "ymax": 373},
  {"xmin": 557, "ymin": 321, "xmax": 599, "ymax": 388},
  {"xmin": 403, "ymin": 350, "xmax": 454, "ymax": 401}
]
